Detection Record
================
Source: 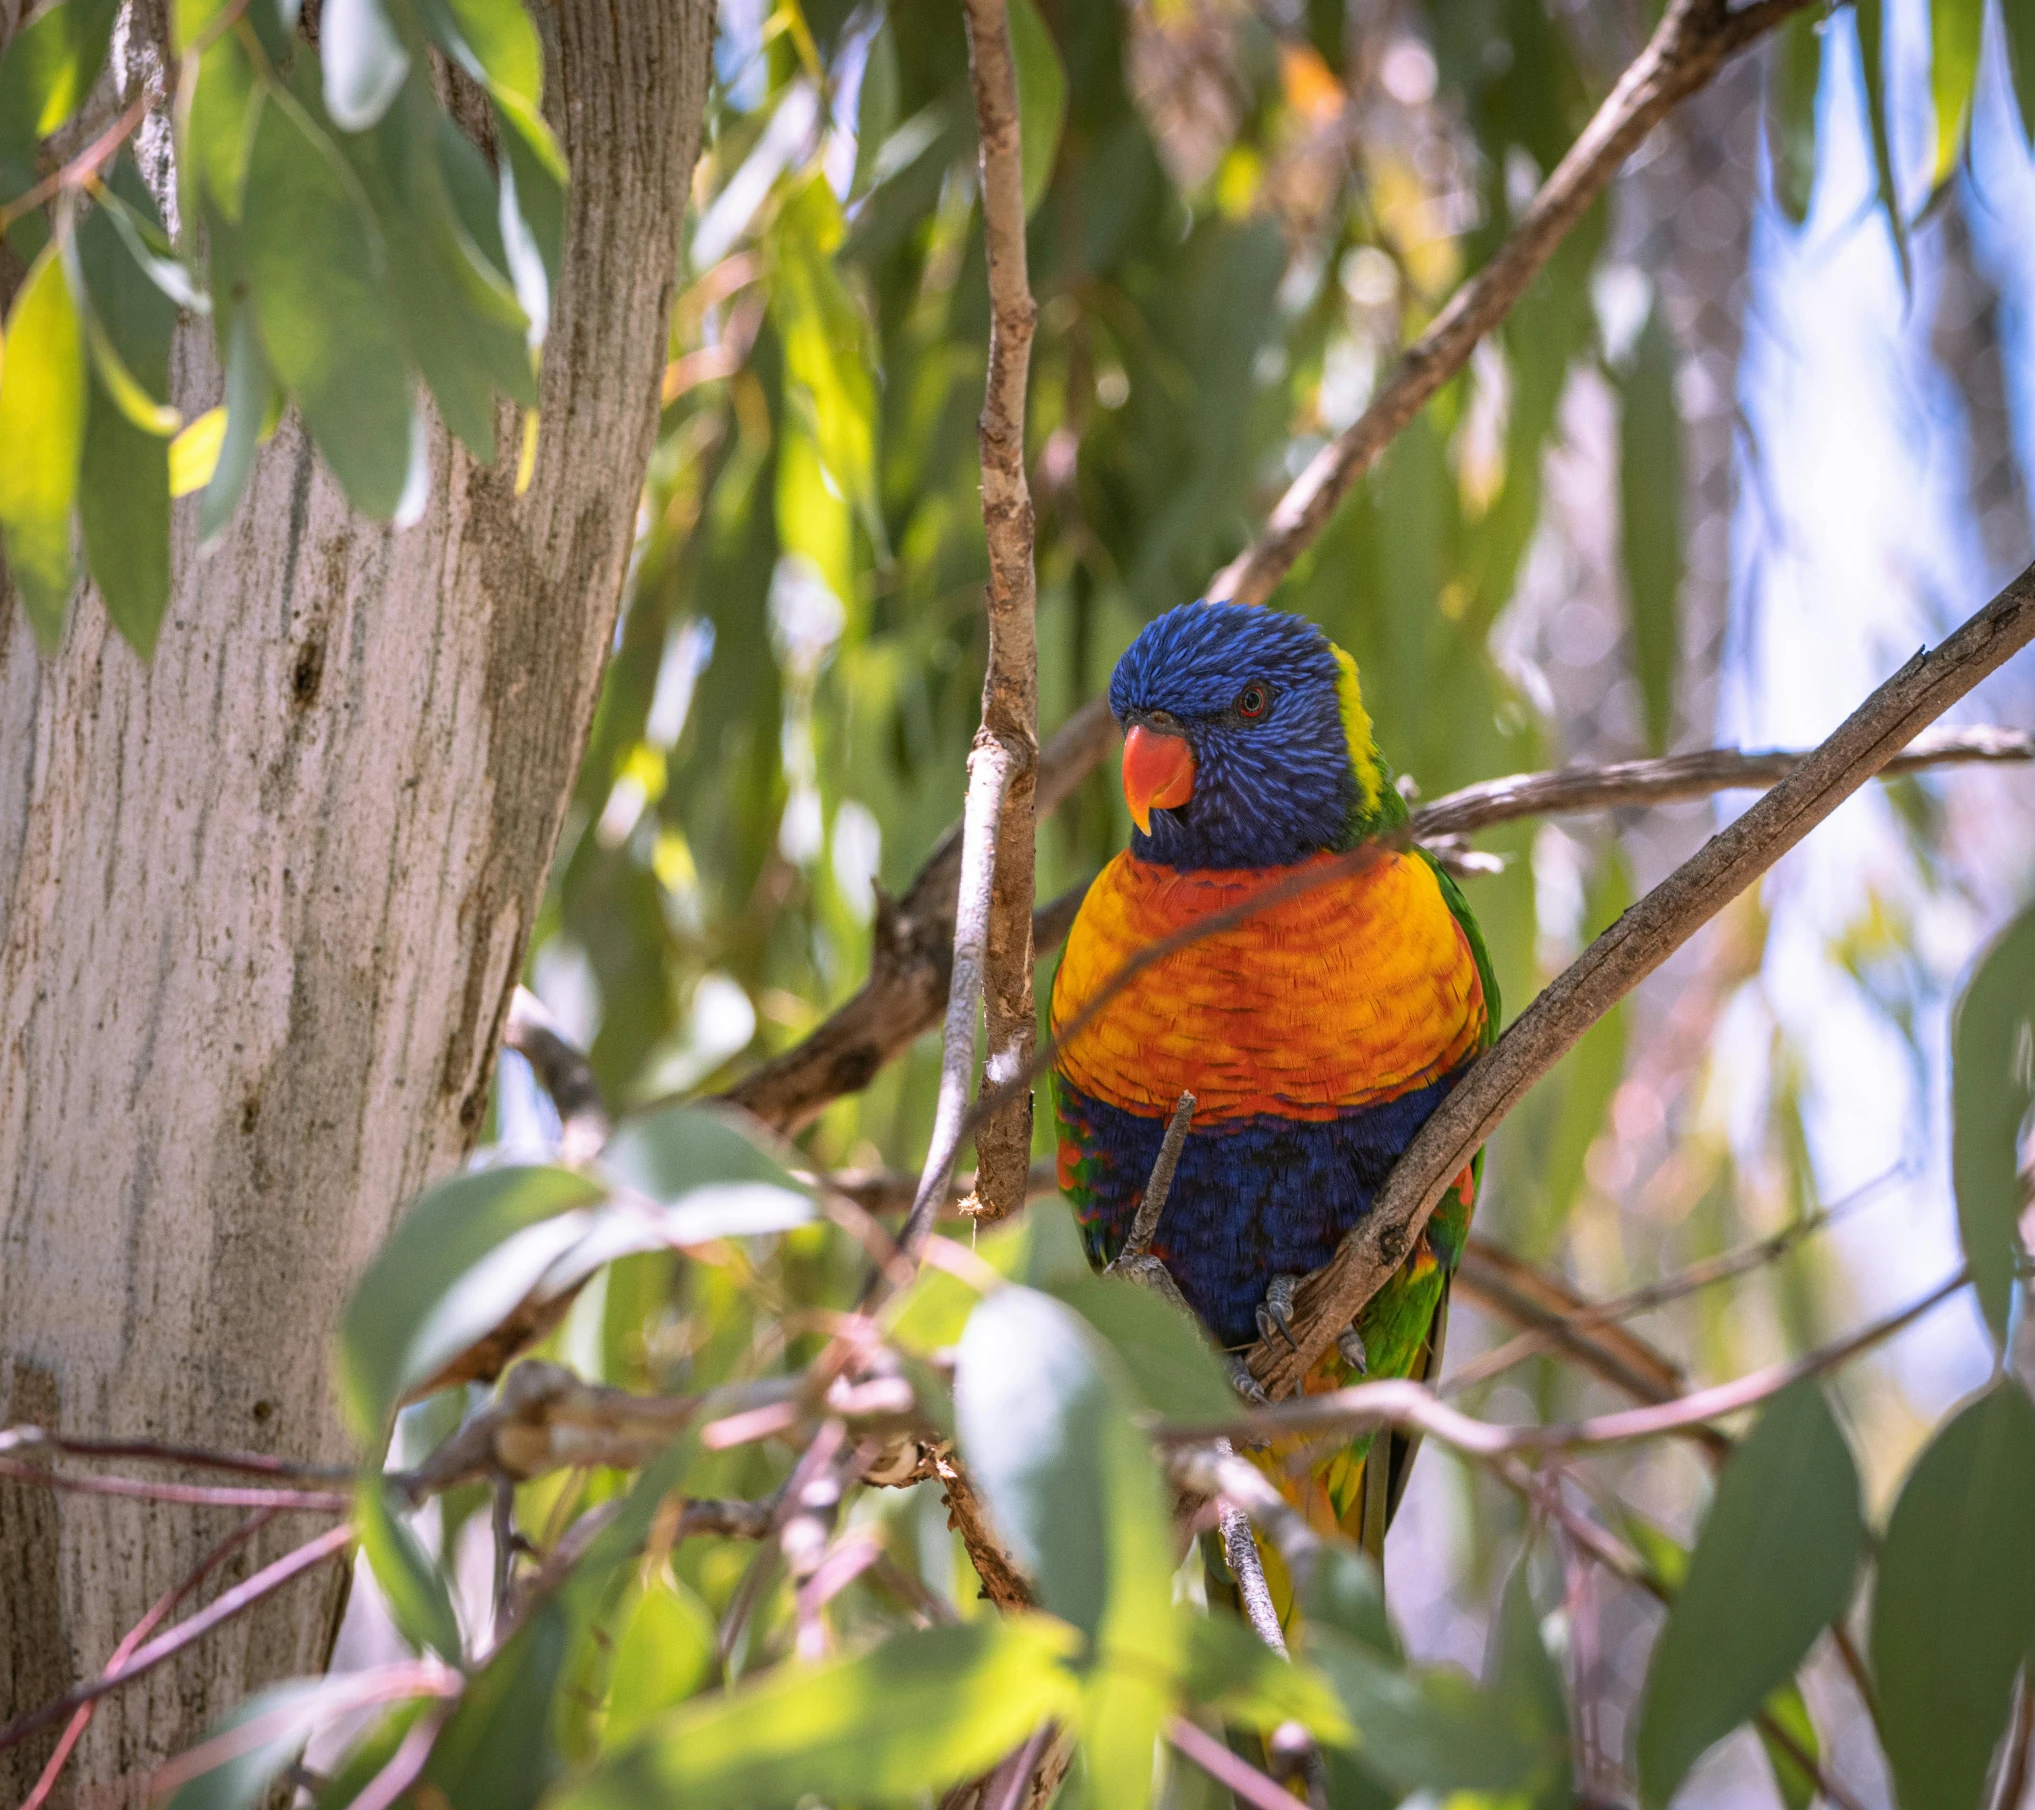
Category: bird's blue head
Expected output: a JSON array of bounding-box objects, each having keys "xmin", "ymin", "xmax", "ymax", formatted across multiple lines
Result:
[{"xmin": 1107, "ymin": 601, "xmax": 1404, "ymax": 870}]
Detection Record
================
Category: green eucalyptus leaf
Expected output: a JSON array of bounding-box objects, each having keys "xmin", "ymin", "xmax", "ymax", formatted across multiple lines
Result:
[
  {"xmin": 1046, "ymin": 1272, "xmax": 1238, "ymax": 1422},
  {"xmin": 0, "ymin": 0, "xmax": 121, "ymax": 151},
  {"xmin": 1929, "ymin": 0, "xmax": 1983, "ymax": 189},
  {"xmin": 1617, "ymin": 305, "xmax": 1681, "ymax": 757},
  {"xmin": 1488, "ymin": 1555, "xmax": 1572, "ymax": 1809},
  {"xmin": 603, "ymin": 1573, "xmax": 718, "ymax": 1750},
  {"xmin": 1635, "ymin": 1380, "xmax": 1862, "ymax": 1807},
  {"xmin": 1853, "ymin": 0, "xmax": 1910, "ymax": 290},
  {"xmin": 199, "ymin": 301, "xmax": 277, "ymax": 544},
  {"xmin": 0, "ymin": 242, "xmax": 87, "ymax": 647},
  {"xmin": 188, "ymin": 34, "xmax": 262, "ymax": 221},
  {"xmin": 421, "ymin": 1602, "xmax": 570, "ymax": 1810},
  {"xmin": 1871, "ymin": 1382, "xmax": 2035, "ymax": 1810},
  {"xmin": 1757, "ymin": 1679, "xmax": 1821, "ymax": 1810},
  {"xmin": 165, "ymin": 1679, "xmax": 382, "ymax": 1810},
  {"xmin": 494, "ymin": 98, "xmax": 565, "ymax": 344},
  {"xmin": 336, "ymin": 1163, "xmax": 606, "ymax": 1440},
  {"xmin": 554, "ymin": 1618, "xmax": 1082, "ymax": 1810},
  {"xmin": 416, "ymin": 0, "xmax": 544, "ymax": 121},
  {"xmin": 1764, "ymin": 8, "xmax": 1821, "ymax": 227},
  {"xmin": 1950, "ymin": 902, "xmax": 2035, "ymax": 1344},
  {"xmin": 2007, "ymin": 0, "xmax": 2035, "ymax": 149},
  {"xmin": 243, "ymin": 85, "xmax": 415, "ymax": 517},
  {"xmin": 354, "ymin": 1478, "xmax": 465, "ymax": 1663},
  {"xmin": 1181, "ymin": 1609, "xmax": 1351, "ymax": 1743}
]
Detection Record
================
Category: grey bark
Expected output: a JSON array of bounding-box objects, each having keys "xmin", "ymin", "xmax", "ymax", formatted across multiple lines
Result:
[{"xmin": 0, "ymin": 1, "xmax": 715, "ymax": 1797}]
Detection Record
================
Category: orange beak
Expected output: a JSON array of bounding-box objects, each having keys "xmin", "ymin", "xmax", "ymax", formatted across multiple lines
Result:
[{"xmin": 1122, "ymin": 723, "xmax": 1196, "ymax": 833}]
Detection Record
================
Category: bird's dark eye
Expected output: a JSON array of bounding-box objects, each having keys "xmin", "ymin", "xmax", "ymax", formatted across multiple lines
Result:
[{"xmin": 1235, "ymin": 683, "xmax": 1271, "ymax": 721}]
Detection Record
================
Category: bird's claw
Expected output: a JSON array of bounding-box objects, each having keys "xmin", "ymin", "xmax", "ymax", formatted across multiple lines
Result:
[
  {"xmin": 1224, "ymin": 1354, "xmax": 1269, "ymax": 1404},
  {"xmin": 1336, "ymin": 1324, "xmax": 1368, "ymax": 1375},
  {"xmin": 1255, "ymin": 1274, "xmax": 1302, "ymax": 1352}
]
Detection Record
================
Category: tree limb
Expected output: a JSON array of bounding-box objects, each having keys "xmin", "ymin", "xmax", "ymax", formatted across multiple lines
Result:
[
  {"xmin": 1208, "ymin": 0, "xmax": 1814, "ymax": 607},
  {"xmin": 1246, "ymin": 564, "xmax": 2035, "ymax": 1396},
  {"xmin": 959, "ymin": 0, "xmax": 1043, "ymax": 1223}
]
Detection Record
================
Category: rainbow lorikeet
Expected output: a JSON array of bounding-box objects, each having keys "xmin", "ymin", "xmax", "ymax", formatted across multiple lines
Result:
[{"xmin": 1050, "ymin": 601, "xmax": 1497, "ymax": 1566}]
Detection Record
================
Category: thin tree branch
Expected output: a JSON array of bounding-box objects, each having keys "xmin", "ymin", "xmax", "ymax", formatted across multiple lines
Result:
[
  {"xmin": 0, "ymin": 1458, "xmax": 349, "ymax": 1514},
  {"xmin": 1247, "ymin": 565, "xmax": 2035, "ymax": 1395},
  {"xmin": 0, "ymin": 1425, "xmax": 353, "ymax": 1482},
  {"xmin": 1185, "ymin": 1272, "xmax": 1966, "ymax": 1453},
  {"xmin": 1165, "ymin": 1715, "xmax": 1302, "ymax": 1810},
  {"xmin": 936, "ymin": 1451, "xmax": 1036, "ymax": 1613},
  {"xmin": 1208, "ymin": 0, "xmax": 1815, "ymax": 607},
  {"xmin": 24, "ymin": 1510, "xmax": 281, "ymax": 1810},
  {"xmin": 960, "ymin": 0, "xmax": 1043, "ymax": 1224},
  {"xmin": 1113, "ymin": 1092, "xmax": 1195, "ymax": 1267},
  {"xmin": 0, "ymin": 1524, "xmax": 355, "ymax": 1758}
]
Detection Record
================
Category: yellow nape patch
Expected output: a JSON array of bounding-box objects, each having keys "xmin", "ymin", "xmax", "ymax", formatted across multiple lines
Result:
[{"xmin": 1332, "ymin": 642, "xmax": 1382, "ymax": 816}]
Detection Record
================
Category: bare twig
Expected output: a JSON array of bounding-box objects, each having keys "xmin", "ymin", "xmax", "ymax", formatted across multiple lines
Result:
[
  {"xmin": 0, "ymin": 1425, "xmax": 352, "ymax": 1482},
  {"xmin": 0, "ymin": 1524, "xmax": 355, "ymax": 1758},
  {"xmin": 504, "ymin": 985, "xmax": 611, "ymax": 1164},
  {"xmin": 1184, "ymin": 1271, "xmax": 1965, "ymax": 1454},
  {"xmin": 1208, "ymin": 0, "xmax": 1814, "ymax": 607},
  {"xmin": 1112, "ymin": 1092, "xmax": 1195, "ymax": 1268},
  {"xmin": 1248, "ymin": 564, "xmax": 2035, "ymax": 1396},
  {"xmin": 1444, "ymin": 1168, "xmax": 1899, "ymax": 1398},
  {"xmin": 935, "ymin": 1451, "xmax": 1035, "ymax": 1612},
  {"xmin": 1166, "ymin": 1715, "xmax": 1303, "ymax": 1810},
  {"xmin": 24, "ymin": 1510, "xmax": 280, "ymax": 1810},
  {"xmin": 0, "ymin": 1458, "xmax": 349, "ymax": 1514},
  {"xmin": 958, "ymin": 0, "xmax": 1043, "ymax": 1224}
]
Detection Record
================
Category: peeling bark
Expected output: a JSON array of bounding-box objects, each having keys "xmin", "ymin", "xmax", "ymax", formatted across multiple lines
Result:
[{"xmin": 0, "ymin": 2, "xmax": 715, "ymax": 1795}]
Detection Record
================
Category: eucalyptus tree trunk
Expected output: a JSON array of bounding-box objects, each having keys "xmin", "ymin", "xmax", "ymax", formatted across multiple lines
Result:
[{"xmin": 0, "ymin": 2, "xmax": 714, "ymax": 1795}]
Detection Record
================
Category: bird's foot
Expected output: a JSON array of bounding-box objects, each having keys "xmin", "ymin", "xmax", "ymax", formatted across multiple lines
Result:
[
  {"xmin": 1336, "ymin": 1324, "xmax": 1368, "ymax": 1375},
  {"xmin": 1223, "ymin": 1354, "xmax": 1269, "ymax": 1405},
  {"xmin": 1255, "ymin": 1274, "xmax": 1302, "ymax": 1351}
]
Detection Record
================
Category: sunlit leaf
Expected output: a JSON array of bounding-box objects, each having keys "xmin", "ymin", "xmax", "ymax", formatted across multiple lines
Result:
[
  {"xmin": 1618, "ymin": 305, "xmax": 1681, "ymax": 757},
  {"xmin": 1008, "ymin": 0, "xmax": 1066, "ymax": 220},
  {"xmin": 1929, "ymin": 0, "xmax": 1983, "ymax": 190},
  {"xmin": 1636, "ymin": 1380, "xmax": 1861, "ymax": 1806},
  {"xmin": 323, "ymin": 0, "xmax": 413, "ymax": 130},
  {"xmin": 244, "ymin": 82, "xmax": 416, "ymax": 516},
  {"xmin": 0, "ymin": 0, "xmax": 120, "ymax": 148},
  {"xmin": 354, "ymin": 1478, "xmax": 465, "ymax": 1663},
  {"xmin": 1950, "ymin": 902, "xmax": 2035, "ymax": 1344},
  {"xmin": 603, "ymin": 1573, "xmax": 718, "ymax": 1750},
  {"xmin": 601, "ymin": 1100, "xmax": 813, "ymax": 1234},
  {"xmin": 0, "ymin": 242, "xmax": 87, "ymax": 647},
  {"xmin": 1871, "ymin": 1382, "xmax": 2035, "ymax": 1810},
  {"xmin": 553, "ymin": 1618, "xmax": 1082, "ymax": 1810},
  {"xmin": 417, "ymin": 0, "xmax": 545, "ymax": 123},
  {"xmin": 336, "ymin": 1163, "xmax": 605, "ymax": 1440},
  {"xmin": 1764, "ymin": 8, "xmax": 1821, "ymax": 227},
  {"xmin": 1757, "ymin": 1679, "xmax": 1821, "ymax": 1810},
  {"xmin": 170, "ymin": 407, "xmax": 228, "ymax": 497}
]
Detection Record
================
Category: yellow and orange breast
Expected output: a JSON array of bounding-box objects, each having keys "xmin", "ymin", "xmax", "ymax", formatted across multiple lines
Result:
[{"xmin": 1050, "ymin": 849, "xmax": 1485, "ymax": 1123}]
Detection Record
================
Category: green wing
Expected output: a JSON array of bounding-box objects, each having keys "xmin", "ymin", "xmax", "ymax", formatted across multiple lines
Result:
[{"xmin": 1418, "ymin": 845, "xmax": 1501, "ymax": 1048}]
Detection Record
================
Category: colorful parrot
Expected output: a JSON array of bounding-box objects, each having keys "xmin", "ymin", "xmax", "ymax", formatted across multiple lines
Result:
[{"xmin": 1050, "ymin": 600, "xmax": 1497, "ymax": 1572}]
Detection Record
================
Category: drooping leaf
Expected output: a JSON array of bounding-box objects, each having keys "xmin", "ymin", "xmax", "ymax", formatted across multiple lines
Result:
[
  {"xmin": 243, "ymin": 84, "xmax": 416, "ymax": 516},
  {"xmin": 354, "ymin": 1478, "xmax": 465, "ymax": 1663},
  {"xmin": 165, "ymin": 1679, "xmax": 384, "ymax": 1810},
  {"xmin": 1298, "ymin": 1543, "xmax": 1398, "ymax": 1660},
  {"xmin": 494, "ymin": 98, "xmax": 565, "ymax": 346},
  {"xmin": 1950, "ymin": 902, "xmax": 2035, "ymax": 1344},
  {"xmin": 421, "ymin": 1602, "xmax": 570, "ymax": 1810},
  {"xmin": 0, "ymin": 242, "xmax": 87, "ymax": 647},
  {"xmin": 336, "ymin": 1163, "xmax": 606, "ymax": 1440},
  {"xmin": 1929, "ymin": 0, "xmax": 1983, "ymax": 191},
  {"xmin": 1618, "ymin": 305, "xmax": 1681, "ymax": 756},
  {"xmin": 1871, "ymin": 1382, "xmax": 2035, "ymax": 1810},
  {"xmin": 1047, "ymin": 1272, "xmax": 1239, "ymax": 1422},
  {"xmin": 323, "ymin": 0, "xmax": 413, "ymax": 130},
  {"xmin": 849, "ymin": 19, "xmax": 900, "ymax": 199},
  {"xmin": 1757, "ymin": 1679, "xmax": 1822, "ymax": 1810},
  {"xmin": 553, "ymin": 1618, "xmax": 1082, "ymax": 1810},
  {"xmin": 602, "ymin": 1573, "xmax": 718, "ymax": 1750},
  {"xmin": 1636, "ymin": 1380, "xmax": 1862, "ymax": 1806},
  {"xmin": 74, "ymin": 196, "xmax": 176, "ymax": 652},
  {"xmin": 0, "ymin": 0, "xmax": 121, "ymax": 151},
  {"xmin": 187, "ymin": 34, "xmax": 262, "ymax": 221},
  {"xmin": 2007, "ymin": 0, "xmax": 2035, "ymax": 148},
  {"xmin": 416, "ymin": 0, "xmax": 545, "ymax": 123},
  {"xmin": 1488, "ymin": 1555, "xmax": 1572, "ymax": 1809},
  {"xmin": 601, "ymin": 1100, "xmax": 812, "ymax": 1228},
  {"xmin": 1853, "ymin": 0, "xmax": 1910, "ymax": 290},
  {"xmin": 1008, "ymin": 0, "xmax": 1066, "ymax": 219},
  {"xmin": 199, "ymin": 302, "xmax": 275, "ymax": 543},
  {"xmin": 1764, "ymin": 8, "xmax": 1822, "ymax": 227}
]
